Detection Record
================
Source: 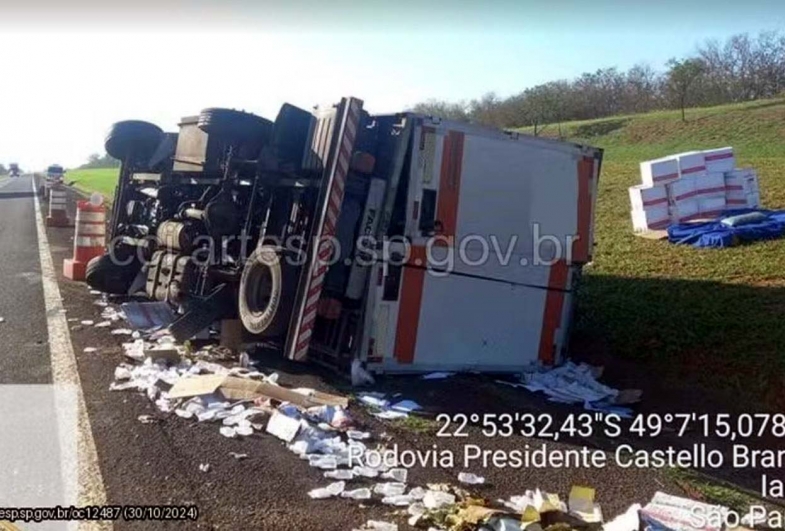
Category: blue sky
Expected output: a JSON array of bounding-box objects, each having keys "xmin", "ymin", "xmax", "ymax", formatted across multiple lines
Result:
[{"xmin": 1, "ymin": 0, "xmax": 784, "ymax": 169}]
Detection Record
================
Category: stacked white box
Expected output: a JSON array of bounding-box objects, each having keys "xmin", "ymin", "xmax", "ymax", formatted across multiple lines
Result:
[
  {"xmin": 674, "ymin": 151, "xmax": 707, "ymax": 179},
  {"xmin": 629, "ymin": 184, "xmax": 668, "ymax": 210},
  {"xmin": 698, "ymin": 196, "xmax": 726, "ymax": 217},
  {"xmin": 703, "ymin": 147, "xmax": 735, "ymax": 173},
  {"xmin": 632, "ymin": 206, "xmax": 671, "ymax": 232},
  {"xmin": 670, "ymin": 200, "xmax": 700, "ymax": 223},
  {"xmin": 640, "ymin": 158, "xmax": 679, "ymax": 187},
  {"xmin": 725, "ymin": 168, "xmax": 759, "ymax": 208},
  {"xmin": 631, "ymin": 146, "xmax": 764, "ymax": 233}
]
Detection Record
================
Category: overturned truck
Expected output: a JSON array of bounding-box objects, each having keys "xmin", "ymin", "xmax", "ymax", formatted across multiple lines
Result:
[{"xmin": 87, "ymin": 97, "xmax": 602, "ymax": 373}]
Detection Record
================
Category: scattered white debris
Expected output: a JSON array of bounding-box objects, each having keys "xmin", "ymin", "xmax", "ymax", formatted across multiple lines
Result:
[
  {"xmin": 111, "ymin": 328, "xmax": 133, "ymax": 336},
  {"xmin": 0, "ymin": 317, "xmax": 5, "ymax": 324},
  {"xmin": 381, "ymin": 468, "xmax": 408, "ymax": 483},
  {"xmin": 308, "ymin": 481, "xmax": 346, "ymax": 499},
  {"xmin": 89, "ymin": 290, "xmax": 101, "ymax": 295},
  {"xmin": 94, "ymin": 320, "xmax": 111, "ymax": 327},
  {"xmin": 324, "ymin": 469, "xmax": 354, "ymax": 480},
  {"xmin": 519, "ymin": 362, "xmax": 638, "ymax": 417},
  {"xmin": 229, "ymin": 452, "xmax": 248, "ymax": 460},
  {"xmin": 83, "ymin": 347, "xmax": 97, "ymax": 353},
  {"xmin": 351, "ymin": 359, "xmax": 375, "ymax": 386},
  {"xmin": 390, "ymin": 400, "xmax": 421, "ymax": 413},
  {"xmin": 373, "ymin": 482, "xmax": 407, "ymax": 496},
  {"xmin": 458, "ymin": 472, "xmax": 486, "ymax": 485},
  {"xmin": 137, "ymin": 415, "xmax": 157, "ymax": 424},
  {"xmin": 421, "ymin": 372, "xmax": 453, "ymax": 380},
  {"xmin": 80, "ymin": 320, "xmax": 94, "ymax": 326},
  {"xmin": 198, "ymin": 463, "xmax": 210, "ymax": 473},
  {"xmin": 356, "ymin": 521, "xmax": 398, "ymax": 531},
  {"xmin": 347, "ymin": 430, "xmax": 371, "ymax": 441},
  {"xmin": 423, "ymin": 490, "xmax": 455, "ymax": 510},
  {"xmin": 94, "ymin": 300, "xmax": 108, "ymax": 307},
  {"xmin": 341, "ymin": 488, "xmax": 372, "ymax": 500}
]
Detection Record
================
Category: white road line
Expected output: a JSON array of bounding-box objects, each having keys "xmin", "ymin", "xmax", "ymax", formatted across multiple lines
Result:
[{"xmin": 32, "ymin": 179, "xmax": 112, "ymax": 531}]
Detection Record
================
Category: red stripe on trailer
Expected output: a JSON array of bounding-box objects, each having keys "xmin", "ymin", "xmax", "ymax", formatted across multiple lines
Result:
[
  {"xmin": 573, "ymin": 157, "xmax": 594, "ymax": 263},
  {"xmin": 681, "ymin": 165, "xmax": 706, "ymax": 175},
  {"xmin": 287, "ymin": 97, "xmax": 364, "ymax": 361},
  {"xmin": 653, "ymin": 175, "xmax": 676, "ymax": 182},
  {"xmin": 643, "ymin": 198, "xmax": 669, "ymax": 207},
  {"xmin": 436, "ymin": 131, "xmax": 464, "ymax": 239},
  {"xmin": 393, "ymin": 246, "xmax": 427, "ymax": 364},
  {"xmin": 705, "ymin": 152, "xmax": 733, "ymax": 161},
  {"xmin": 537, "ymin": 259, "xmax": 569, "ymax": 366}
]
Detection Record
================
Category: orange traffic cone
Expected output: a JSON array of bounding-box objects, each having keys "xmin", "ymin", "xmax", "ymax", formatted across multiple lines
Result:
[{"xmin": 63, "ymin": 200, "xmax": 107, "ymax": 281}]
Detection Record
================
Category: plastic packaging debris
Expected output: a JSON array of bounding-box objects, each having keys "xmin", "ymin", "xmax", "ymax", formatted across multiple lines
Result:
[
  {"xmin": 458, "ymin": 472, "xmax": 486, "ymax": 485},
  {"xmin": 308, "ymin": 481, "xmax": 346, "ymax": 499},
  {"xmin": 114, "ymin": 366, "xmax": 132, "ymax": 380},
  {"xmin": 94, "ymin": 320, "xmax": 111, "ymax": 328},
  {"xmin": 347, "ymin": 430, "xmax": 371, "ymax": 440},
  {"xmin": 374, "ymin": 482, "xmax": 407, "ymax": 496},
  {"xmin": 605, "ymin": 503, "xmax": 641, "ymax": 531},
  {"xmin": 359, "ymin": 522, "xmax": 398, "ymax": 531},
  {"xmin": 121, "ymin": 301, "xmax": 176, "ymax": 330},
  {"xmin": 111, "ymin": 328, "xmax": 133, "ymax": 335},
  {"xmin": 229, "ymin": 452, "xmax": 248, "ymax": 460},
  {"xmin": 309, "ymin": 455, "xmax": 338, "ymax": 470},
  {"xmin": 390, "ymin": 400, "xmax": 421, "ymax": 413},
  {"xmin": 520, "ymin": 362, "xmax": 638, "ymax": 417},
  {"xmin": 381, "ymin": 468, "xmax": 408, "ymax": 483},
  {"xmin": 89, "ymin": 290, "xmax": 101, "ymax": 295},
  {"xmin": 266, "ymin": 411, "xmax": 301, "ymax": 442},
  {"xmin": 358, "ymin": 393, "xmax": 389, "ymax": 409},
  {"xmin": 324, "ymin": 469, "xmax": 353, "ymax": 480},
  {"xmin": 381, "ymin": 494, "xmax": 414, "ymax": 506},
  {"xmin": 341, "ymin": 488, "xmax": 372, "ymax": 500},
  {"xmin": 220, "ymin": 426, "xmax": 237, "ymax": 438},
  {"xmin": 568, "ymin": 485, "xmax": 603, "ymax": 523},
  {"xmin": 198, "ymin": 463, "xmax": 210, "ymax": 473},
  {"xmin": 423, "ymin": 490, "xmax": 455, "ymax": 509},
  {"xmin": 83, "ymin": 347, "xmax": 97, "ymax": 353},
  {"xmin": 408, "ymin": 487, "xmax": 426, "ymax": 500},
  {"xmin": 137, "ymin": 415, "xmax": 157, "ymax": 424},
  {"xmin": 421, "ymin": 372, "xmax": 453, "ymax": 380},
  {"xmin": 640, "ymin": 491, "xmax": 726, "ymax": 531},
  {"xmin": 351, "ymin": 359, "xmax": 376, "ymax": 386},
  {"xmin": 80, "ymin": 320, "xmax": 94, "ymax": 326},
  {"xmin": 352, "ymin": 466, "xmax": 379, "ymax": 478}
]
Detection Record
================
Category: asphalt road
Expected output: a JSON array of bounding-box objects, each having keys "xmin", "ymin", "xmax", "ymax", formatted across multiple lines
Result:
[{"xmin": 6, "ymin": 176, "xmax": 766, "ymax": 530}]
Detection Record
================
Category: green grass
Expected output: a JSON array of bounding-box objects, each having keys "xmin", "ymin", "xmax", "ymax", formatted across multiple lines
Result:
[
  {"xmin": 518, "ymin": 98, "xmax": 785, "ymax": 407},
  {"xmin": 67, "ymin": 168, "xmax": 119, "ymax": 202}
]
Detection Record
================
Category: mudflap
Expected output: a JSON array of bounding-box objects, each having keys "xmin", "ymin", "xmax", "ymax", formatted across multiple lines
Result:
[{"xmin": 169, "ymin": 284, "xmax": 234, "ymax": 342}]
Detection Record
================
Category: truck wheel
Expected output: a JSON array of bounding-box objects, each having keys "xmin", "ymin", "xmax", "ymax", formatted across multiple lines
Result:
[
  {"xmin": 105, "ymin": 120, "xmax": 164, "ymax": 163},
  {"xmin": 198, "ymin": 108, "xmax": 273, "ymax": 159},
  {"xmin": 85, "ymin": 251, "xmax": 142, "ymax": 295},
  {"xmin": 238, "ymin": 245, "xmax": 297, "ymax": 338}
]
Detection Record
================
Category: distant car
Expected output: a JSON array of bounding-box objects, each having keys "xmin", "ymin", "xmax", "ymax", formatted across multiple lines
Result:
[
  {"xmin": 41, "ymin": 164, "xmax": 66, "ymax": 200},
  {"xmin": 9, "ymin": 163, "xmax": 20, "ymax": 178}
]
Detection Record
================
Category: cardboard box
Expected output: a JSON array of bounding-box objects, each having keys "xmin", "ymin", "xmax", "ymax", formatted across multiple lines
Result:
[
  {"xmin": 675, "ymin": 151, "xmax": 707, "ymax": 179},
  {"xmin": 746, "ymin": 191, "xmax": 761, "ymax": 208},
  {"xmin": 698, "ymin": 196, "xmax": 726, "ymax": 218},
  {"xmin": 695, "ymin": 172, "xmax": 726, "ymax": 199},
  {"xmin": 667, "ymin": 176, "xmax": 696, "ymax": 203},
  {"xmin": 670, "ymin": 200, "xmax": 700, "ymax": 223},
  {"xmin": 631, "ymin": 206, "xmax": 670, "ymax": 232},
  {"xmin": 725, "ymin": 168, "xmax": 758, "ymax": 195},
  {"xmin": 703, "ymin": 147, "xmax": 735, "ymax": 173},
  {"xmin": 640, "ymin": 158, "xmax": 679, "ymax": 186},
  {"xmin": 629, "ymin": 184, "xmax": 668, "ymax": 210}
]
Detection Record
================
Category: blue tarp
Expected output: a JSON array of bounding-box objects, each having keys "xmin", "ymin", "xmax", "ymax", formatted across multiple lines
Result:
[{"xmin": 667, "ymin": 209, "xmax": 785, "ymax": 248}]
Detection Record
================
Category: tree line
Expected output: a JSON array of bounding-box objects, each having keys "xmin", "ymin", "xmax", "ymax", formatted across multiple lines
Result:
[{"xmin": 411, "ymin": 31, "xmax": 785, "ymax": 132}]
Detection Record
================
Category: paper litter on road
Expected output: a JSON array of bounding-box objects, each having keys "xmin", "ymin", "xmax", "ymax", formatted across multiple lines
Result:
[
  {"xmin": 83, "ymin": 347, "xmax": 97, "ymax": 353},
  {"xmin": 516, "ymin": 362, "xmax": 640, "ymax": 417},
  {"xmin": 80, "ymin": 320, "xmax": 94, "ymax": 326}
]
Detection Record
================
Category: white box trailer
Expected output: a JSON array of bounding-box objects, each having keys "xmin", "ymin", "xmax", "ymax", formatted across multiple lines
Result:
[{"xmin": 286, "ymin": 110, "xmax": 603, "ymax": 373}]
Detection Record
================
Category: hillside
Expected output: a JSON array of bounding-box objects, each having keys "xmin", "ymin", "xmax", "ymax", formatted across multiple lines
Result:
[{"xmin": 518, "ymin": 98, "xmax": 785, "ymax": 407}]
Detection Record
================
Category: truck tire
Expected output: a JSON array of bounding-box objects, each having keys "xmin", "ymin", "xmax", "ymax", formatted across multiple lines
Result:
[
  {"xmin": 198, "ymin": 108, "xmax": 273, "ymax": 159},
  {"xmin": 238, "ymin": 245, "xmax": 297, "ymax": 338},
  {"xmin": 85, "ymin": 251, "xmax": 142, "ymax": 295},
  {"xmin": 105, "ymin": 120, "xmax": 164, "ymax": 163}
]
